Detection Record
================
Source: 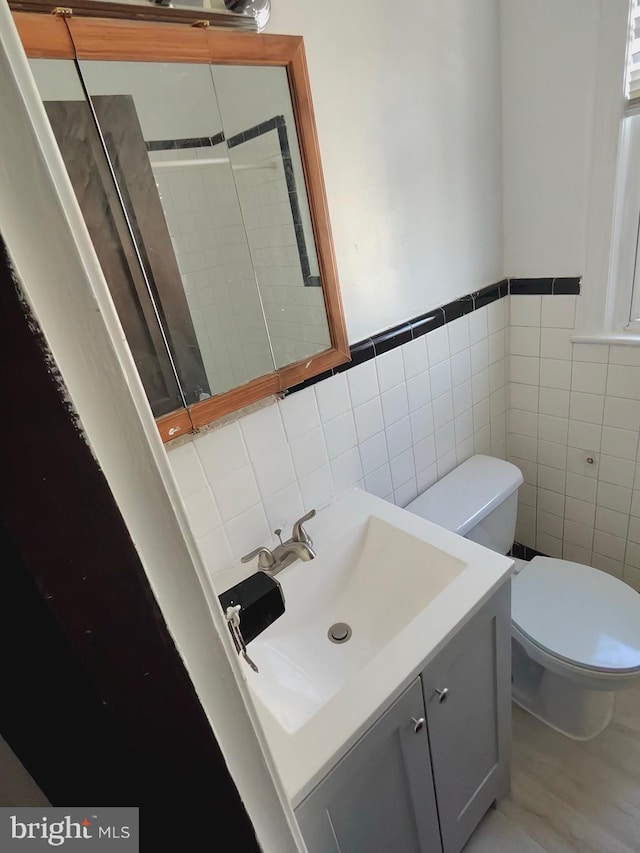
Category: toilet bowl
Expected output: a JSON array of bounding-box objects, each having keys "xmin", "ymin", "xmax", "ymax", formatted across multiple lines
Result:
[{"xmin": 406, "ymin": 454, "xmax": 640, "ymax": 740}]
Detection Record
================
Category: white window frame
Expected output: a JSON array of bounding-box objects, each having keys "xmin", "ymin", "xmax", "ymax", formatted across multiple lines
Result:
[
  {"xmin": 610, "ymin": 111, "xmax": 640, "ymax": 332},
  {"xmin": 577, "ymin": 0, "xmax": 640, "ymax": 344}
]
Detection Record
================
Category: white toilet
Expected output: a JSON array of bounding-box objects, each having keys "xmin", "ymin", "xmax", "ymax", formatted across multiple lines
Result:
[{"xmin": 406, "ymin": 454, "xmax": 640, "ymax": 740}]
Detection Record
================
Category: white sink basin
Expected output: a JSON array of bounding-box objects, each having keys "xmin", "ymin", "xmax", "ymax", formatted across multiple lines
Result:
[
  {"xmin": 221, "ymin": 487, "xmax": 514, "ymax": 806},
  {"xmin": 244, "ymin": 513, "xmax": 465, "ymax": 733}
]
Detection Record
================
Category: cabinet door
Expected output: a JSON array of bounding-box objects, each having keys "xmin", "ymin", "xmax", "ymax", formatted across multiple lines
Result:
[
  {"xmin": 296, "ymin": 678, "xmax": 442, "ymax": 853},
  {"xmin": 422, "ymin": 582, "xmax": 511, "ymax": 853}
]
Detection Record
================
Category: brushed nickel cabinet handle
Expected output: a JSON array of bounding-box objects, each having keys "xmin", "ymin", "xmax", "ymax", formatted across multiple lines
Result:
[{"xmin": 435, "ymin": 687, "xmax": 449, "ymax": 704}]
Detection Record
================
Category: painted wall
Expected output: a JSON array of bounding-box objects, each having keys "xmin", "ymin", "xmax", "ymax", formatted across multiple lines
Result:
[
  {"xmin": 266, "ymin": 0, "xmax": 504, "ymax": 342},
  {"xmin": 501, "ymin": 0, "xmax": 601, "ymax": 277},
  {"xmin": 501, "ymin": 0, "xmax": 630, "ymax": 291}
]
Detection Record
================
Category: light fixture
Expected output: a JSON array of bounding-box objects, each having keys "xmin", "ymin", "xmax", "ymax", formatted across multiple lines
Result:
[{"xmin": 223, "ymin": 0, "xmax": 271, "ymax": 32}]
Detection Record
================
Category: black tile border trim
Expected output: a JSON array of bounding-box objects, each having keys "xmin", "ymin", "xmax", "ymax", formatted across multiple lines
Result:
[
  {"xmin": 511, "ymin": 542, "xmax": 547, "ymax": 561},
  {"xmin": 227, "ymin": 115, "xmax": 319, "ymax": 287},
  {"xmin": 334, "ymin": 337, "xmax": 375, "ymax": 373},
  {"xmin": 551, "ymin": 277, "xmax": 582, "ymax": 294},
  {"xmin": 372, "ymin": 323, "xmax": 412, "ymax": 355},
  {"xmin": 442, "ymin": 296, "xmax": 474, "ymax": 323},
  {"xmin": 226, "ymin": 116, "xmax": 282, "ymax": 148},
  {"xmin": 145, "ymin": 132, "xmax": 226, "ymax": 152},
  {"xmin": 474, "ymin": 279, "xmax": 509, "ymax": 309},
  {"xmin": 509, "ymin": 277, "xmax": 554, "ymax": 295},
  {"xmin": 411, "ymin": 308, "xmax": 445, "ymax": 339},
  {"xmin": 509, "ymin": 276, "xmax": 581, "ymax": 296},
  {"xmin": 285, "ymin": 275, "xmax": 582, "ymax": 396}
]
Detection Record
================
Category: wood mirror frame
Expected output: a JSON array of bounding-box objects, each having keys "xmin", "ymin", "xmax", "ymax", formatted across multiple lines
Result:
[{"xmin": 12, "ymin": 7, "xmax": 349, "ymax": 442}]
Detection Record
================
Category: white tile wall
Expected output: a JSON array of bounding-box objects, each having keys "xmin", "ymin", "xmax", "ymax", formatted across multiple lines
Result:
[
  {"xmin": 168, "ymin": 300, "xmax": 507, "ymax": 589},
  {"xmin": 507, "ymin": 293, "xmax": 640, "ymax": 592},
  {"xmin": 166, "ymin": 287, "xmax": 640, "ymax": 597}
]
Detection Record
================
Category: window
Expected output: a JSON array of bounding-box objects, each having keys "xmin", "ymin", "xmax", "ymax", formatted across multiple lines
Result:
[
  {"xmin": 607, "ymin": 0, "xmax": 640, "ymax": 334},
  {"xmin": 580, "ymin": 0, "xmax": 640, "ymax": 341},
  {"xmin": 624, "ymin": 0, "xmax": 640, "ymax": 329}
]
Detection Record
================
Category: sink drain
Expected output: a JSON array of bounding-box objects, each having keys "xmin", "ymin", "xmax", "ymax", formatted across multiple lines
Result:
[{"xmin": 328, "ymin": 622, "xmax": 352, "ymax": 644}]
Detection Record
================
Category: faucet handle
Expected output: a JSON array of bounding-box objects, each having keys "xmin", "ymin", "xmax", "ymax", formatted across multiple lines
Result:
[
  {"xmin": 292, "ymin": 508, "xmax": 316, "ymax": 546},
  {"xmin": 241, "ymin": 546, "xmax": 276, "ymax": 570}
]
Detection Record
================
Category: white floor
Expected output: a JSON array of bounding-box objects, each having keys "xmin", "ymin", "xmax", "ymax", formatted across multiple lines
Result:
[{"xmin": 464, "ymin": 688, "xmax": 640, "ymax": 853}]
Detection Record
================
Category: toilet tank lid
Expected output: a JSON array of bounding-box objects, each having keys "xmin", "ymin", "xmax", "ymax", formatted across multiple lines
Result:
[{"xmin": 405, "ymin": 455, "xmax": 524, "ymax": 536}]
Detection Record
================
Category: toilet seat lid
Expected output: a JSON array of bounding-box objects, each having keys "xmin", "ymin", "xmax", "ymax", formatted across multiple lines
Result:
[{"xmin": 512, "ymin": 557, "xmax": 640, "ymax": 673}]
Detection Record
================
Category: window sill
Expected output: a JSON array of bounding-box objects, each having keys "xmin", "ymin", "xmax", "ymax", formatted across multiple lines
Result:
[{"xmin": 571, "ymin": 332, "xmax": 640, "ymax": 346}]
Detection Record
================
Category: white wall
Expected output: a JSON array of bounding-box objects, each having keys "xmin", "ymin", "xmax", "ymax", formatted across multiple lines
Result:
[
  {"xmin": 500, "ymin": 0, "xmax": 624, "ymax": 279},
  {"xmin": 267, "ymin": 0, "xmax": 504, "ymax": 342},
  {"xmin": 32, "ymin": 0, "xmax": 505, "ymax": 348}
]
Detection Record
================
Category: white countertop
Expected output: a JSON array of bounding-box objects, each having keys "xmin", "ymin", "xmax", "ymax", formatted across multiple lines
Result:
[{"xmin": 221, "ymin": 488, "xmax": 514, "ymax": 808}]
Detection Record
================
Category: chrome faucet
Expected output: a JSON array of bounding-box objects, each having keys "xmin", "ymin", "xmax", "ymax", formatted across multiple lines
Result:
[{"xmin": 242, "ymin": 509, "xmax": 316, "ymax": 576}]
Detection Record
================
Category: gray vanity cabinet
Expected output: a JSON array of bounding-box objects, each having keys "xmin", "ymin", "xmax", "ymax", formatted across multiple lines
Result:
[
  {"xmin": 422, "ymin": 582, "xmax": 511, "ymax": 853},
  {"xmin": 295, "ymin": 678, "xmax": 442, "ymax": 853},
  {"xmin": 295, "ymin": 583, "xmax": 511, "ymax": 853}
]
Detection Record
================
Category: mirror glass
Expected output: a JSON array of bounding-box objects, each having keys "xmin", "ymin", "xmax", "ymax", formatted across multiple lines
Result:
[
  {"xmin": 210, "ymin": 65, "xmax": 330, "ymax": 369},
  {"xmin": 30, "ymin": 54, "xmax": 332, "ymax": 417},
  {"xmin": 77, "ymin": 59, "xmax": 278, "ymax": 399},
  {"xmin": 29, "ymin": 58, "xmax": 188, "ymax": 417}
]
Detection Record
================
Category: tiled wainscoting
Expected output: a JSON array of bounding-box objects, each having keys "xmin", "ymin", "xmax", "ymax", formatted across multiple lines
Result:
[
  {"xmin": 508, "ymin": 293, "xmax": 640, "ymax": 593},
  {"xmin": 167, "ymin": 277, "xmax": 640, "ymax": 597},
  {"xmin": 168, "ymin": 295, "xmax": 509, "ymax": 584}
]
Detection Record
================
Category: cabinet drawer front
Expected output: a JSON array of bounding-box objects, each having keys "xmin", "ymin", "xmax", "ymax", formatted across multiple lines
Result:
[{"xmin": 296, "ymin": 678, "xmax": 442, "ymax": 853}]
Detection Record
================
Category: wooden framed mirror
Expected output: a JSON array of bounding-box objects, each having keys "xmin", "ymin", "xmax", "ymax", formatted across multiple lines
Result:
[{"xmin": 13, "ymin": 7, "xmax": 349, "ymax": 441}]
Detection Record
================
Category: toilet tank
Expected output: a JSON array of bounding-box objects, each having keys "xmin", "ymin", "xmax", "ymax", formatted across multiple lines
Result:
[{"xmin": 405, "ymin": 455, "xmax": 524, "ymax": 554}]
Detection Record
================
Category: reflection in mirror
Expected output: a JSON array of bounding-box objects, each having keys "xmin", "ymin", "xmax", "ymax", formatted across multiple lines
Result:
[
  {"xmin": 211, "ymin": 64, "xmax": 331, "ymax": 369},
  {"xmin": 76, "ymin": 59, "xmax": 278, "ymax": 399},
  {"xmin": 29, "ymin": 58, "xmax": 188, "ymax": 417},
  {"xmin": 16, "ymin": 10, "xmax": 349, "ymax": 440},
  {"xmin": 29, "ymin": 50, "xmax": 335, "ymax": 421}
]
